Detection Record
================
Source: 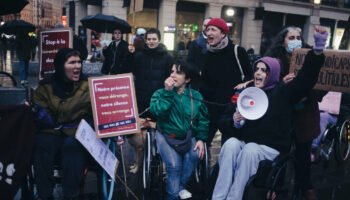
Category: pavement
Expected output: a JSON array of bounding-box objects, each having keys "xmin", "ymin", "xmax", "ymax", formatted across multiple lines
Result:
[{"xmin": 2, "ymin": 51, "xmax": 350, "ymax": 200}]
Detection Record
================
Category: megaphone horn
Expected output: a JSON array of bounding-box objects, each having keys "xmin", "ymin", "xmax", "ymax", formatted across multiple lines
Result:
[
  {"xmin": 237, "ymin": 87, "xmax": 269, "ymax": 120},
  {"xmin": 241, "ymin": 97, "xmax": 255, "ymax": 108}
]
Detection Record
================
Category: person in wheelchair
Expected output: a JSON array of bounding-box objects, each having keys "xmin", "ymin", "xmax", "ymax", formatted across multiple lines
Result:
[
  {"xmin": 311, "ymin": 93, "xmax": 350, "ymax": 162},
  {"xmin": 212, "ymin": 26, "xmax": 327, "ymax": 200},
  {"xmin": 26, "ymin": 48, "xmax": 93, "ymax": 200},
  {"xmin": 150, "ymin": 60, "xmax": 209, "ymax": 200}
]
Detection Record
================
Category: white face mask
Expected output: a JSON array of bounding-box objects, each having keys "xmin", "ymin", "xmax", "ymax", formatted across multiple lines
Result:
[{"xmin": 285, "ymin": 40, "xmax": 302, "ymax": 54}]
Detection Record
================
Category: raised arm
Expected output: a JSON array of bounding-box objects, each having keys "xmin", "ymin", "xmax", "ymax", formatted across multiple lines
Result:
[{"xmin": 284, "ymin": 26, "xmax": 327, "ymax": 104}]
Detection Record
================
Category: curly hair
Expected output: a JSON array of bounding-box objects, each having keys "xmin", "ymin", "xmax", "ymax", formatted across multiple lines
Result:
[{"xmin": 264, "ymin": 26, "xmax": 305, "ymax": 78}]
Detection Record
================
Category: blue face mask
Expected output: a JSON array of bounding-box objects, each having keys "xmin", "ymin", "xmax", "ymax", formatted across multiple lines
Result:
[{"xmin": 285, "ymin": 40, "xmax": 302, "ymax": 54}]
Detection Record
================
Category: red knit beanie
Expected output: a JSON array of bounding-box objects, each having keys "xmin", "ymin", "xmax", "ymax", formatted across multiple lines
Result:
[{"xmin": 206, "ymin": 18, "xmax": 229, "ymax": 35}]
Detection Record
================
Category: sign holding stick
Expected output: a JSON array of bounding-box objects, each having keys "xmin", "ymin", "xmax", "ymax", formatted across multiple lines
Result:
[
  {"xmin": 39, "ymin": 28, "xmax": 72, "ymax": 80},
  {"xmin": 290, "ymin": 48, "xmax": 350, "ymax": 93},
  {"xmin": 75, "ymin": 119, "xmax": 118, "ymax": 180},
  {"xmin": 89, "ymin": 73, "xmax": 140, "ymax": 138}
]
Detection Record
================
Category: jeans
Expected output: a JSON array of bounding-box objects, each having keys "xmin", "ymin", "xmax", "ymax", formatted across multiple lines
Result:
[
  {"xmin": 156, "ymin": 131, "xmax": 200, "ymax": 200},
  {"xmin": 33, "ymin": 133, "xmax": 88, "ymax": 199},
  {"xmin": 312, "ymin": 111, "xmax": 338, "ymax": 148},
  {"xmin": 212, "ymin": 138, "xmax": 279, "ymax": 200},
  {"xmin": 19, "ymin": 59, "xmax": 29, "ymax": 81}
]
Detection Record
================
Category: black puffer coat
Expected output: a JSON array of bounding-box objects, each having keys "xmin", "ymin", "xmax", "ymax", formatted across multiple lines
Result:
[
  {"xmin": 132, "ymin": 44, "xmax": 174, "ymax": 115},
  {"xmin": 101, "ymin": 39, "xmax": 131, "ymax": 75}
]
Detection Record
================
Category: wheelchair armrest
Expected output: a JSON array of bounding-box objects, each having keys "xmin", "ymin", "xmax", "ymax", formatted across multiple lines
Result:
[{"xmin": 271, "ymin": 153, "xmax": 293, "ymax": 168}]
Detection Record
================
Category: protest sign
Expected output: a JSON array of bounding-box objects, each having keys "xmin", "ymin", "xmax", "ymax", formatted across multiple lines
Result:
[
  {"xmin": 76, "ymin": 119, "xmax": 118, "ymax": 180},
  {"xmin": 290, "ymin": 48, "xmax": 350, "ymax": 93},
  {"xmin": 89, "ymin": 73, "xmax": 140, "ymax": 138},
  {"xmin": 39, "ymin": 28, "xmax": 72, "ymax": 80},
  {"xmin": 318, "ymin": 91, "xmax": 342, "ymax": 115}
]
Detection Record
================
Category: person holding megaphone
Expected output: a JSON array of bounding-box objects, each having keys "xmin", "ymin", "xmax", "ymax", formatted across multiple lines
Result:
[{"xmin": 212, "ymin": 26, "xmax": 327, "ymax": 200}]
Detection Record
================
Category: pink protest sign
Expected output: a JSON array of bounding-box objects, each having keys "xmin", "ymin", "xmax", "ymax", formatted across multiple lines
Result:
[
  {"xmin": 318, "ymin": 91, "xmax": 342, "ymax": 115},
  {"xmin": 89, "ymin": 73, "xmax": 140, "ymax": 138}
]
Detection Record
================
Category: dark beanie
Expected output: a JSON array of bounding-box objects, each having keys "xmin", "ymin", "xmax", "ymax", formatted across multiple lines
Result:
[{"xmin": 206, "ymin": 18, "xmax": 229, "ymax": 35}]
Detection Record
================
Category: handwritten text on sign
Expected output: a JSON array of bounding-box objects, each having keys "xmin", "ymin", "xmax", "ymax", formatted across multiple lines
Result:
[
  {"xmin": 290, "ymin": 48, "xmax": 350, "ymax": 93},
  {"xmin": 40, "ymin": 28, "xmax": 72, "ymax": 80},
  {"xmin": 89, "ymin": 73, "xmax": 140, "ymax": 138},
  {"xmin": 76, "ymin": 119, "xmax": 118, "ymax": 180}
]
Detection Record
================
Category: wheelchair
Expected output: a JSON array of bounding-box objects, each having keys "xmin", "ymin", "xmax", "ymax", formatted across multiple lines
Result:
[
  {"xmin": 101, "ymin": 137, "xmax": 121, "ymax": 200},
  {"xmin": 208, "ymin": 138, "xmax": 298, "ymax": 200},
  {"xmin": 317, "ymin": 119, "xmax": 350, "ymax": 163},
  {"xmin": 142, "ymin": 127, "xmax": 210, "ymax": 199},
  {"xmin": 242, "ymin": 150, "xmax": 298, "ymax": 200},
  {"xmin": 22, "ymin": 152, "xmax": 103, "ymax": 200}
]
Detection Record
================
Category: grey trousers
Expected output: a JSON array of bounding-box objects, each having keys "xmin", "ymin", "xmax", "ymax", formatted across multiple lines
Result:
[{"xmin": 212, "ymin": 137, "xmax": 279, "ymax": 200}]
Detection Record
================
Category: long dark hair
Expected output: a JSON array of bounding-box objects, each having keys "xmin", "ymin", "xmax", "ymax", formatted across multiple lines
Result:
[{"xmin": 264, "ymin": 26, "xmax": 305, "ymax": 78}]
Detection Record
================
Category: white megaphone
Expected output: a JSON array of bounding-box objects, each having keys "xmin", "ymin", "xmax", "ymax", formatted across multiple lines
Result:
[{"xmin": 237, "ymin": 87, "xmax": 269, "ymax": 121}]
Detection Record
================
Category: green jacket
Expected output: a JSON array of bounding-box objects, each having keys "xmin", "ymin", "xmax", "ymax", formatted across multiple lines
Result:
[
  {"xmin": 150, "ymin": 87, "xmax": 209, "ymax": 141},
  {"xmin": 33, "ymin": 80, "xmax": 92, "ymax": 135}
]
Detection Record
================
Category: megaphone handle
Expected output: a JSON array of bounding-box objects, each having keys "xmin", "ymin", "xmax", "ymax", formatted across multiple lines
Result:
[{"xmin": 240, "ymin": 119, "xmax": 245, "ymax": 126}]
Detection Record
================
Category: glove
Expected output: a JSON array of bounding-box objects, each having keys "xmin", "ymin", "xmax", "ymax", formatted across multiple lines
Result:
[{"xmin": 313, "ymin": 30, "xmax": 328, "ymax": 50}]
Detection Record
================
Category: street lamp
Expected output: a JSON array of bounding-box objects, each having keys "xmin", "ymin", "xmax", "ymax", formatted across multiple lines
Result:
[
  {"xmin": 226, "ymin": 8, "xmax": 235, "ymax": 17},
  {"xmin": 314, "ymin": 0, "xmax": 321, "ymax": 4}
]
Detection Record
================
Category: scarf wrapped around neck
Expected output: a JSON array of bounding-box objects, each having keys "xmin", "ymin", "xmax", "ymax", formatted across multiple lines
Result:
[{"xmin": 206, "ymin": 36, "xmax": 228, "ymax": 53}]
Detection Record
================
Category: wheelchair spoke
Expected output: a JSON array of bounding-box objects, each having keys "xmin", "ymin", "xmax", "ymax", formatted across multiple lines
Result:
[
  {"xmin": 102, "ymin": 139, "xmax": 116, "ymax": 200},
  {"xmin": 335, "ymin": 120, "xmax": 350, "ymax": 162}
]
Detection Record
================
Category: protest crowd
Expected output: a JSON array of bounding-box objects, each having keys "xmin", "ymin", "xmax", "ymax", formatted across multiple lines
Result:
[{"xmin": 2, "ymin": 13, "xmax": 350, "ymax": 200}]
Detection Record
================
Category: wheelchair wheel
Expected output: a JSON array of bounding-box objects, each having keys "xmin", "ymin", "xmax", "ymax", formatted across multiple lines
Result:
[
  {"xmin": 319, "ymin": 125, "xmax": 336, "ymax": 161},
  {"xmin": 102, "ymin": 139, "xmax": 115, "ymax": 200},
  {"xmin": 143, "ymin": 130, "xmax": 152, "ymax": 194},
  {"xmin": 335, "ymin": 120, "xmax": 350, "ymax": 162},
  {"xmin": 143, "ymin": 129, "xmax": 166, "ymax": 200},
  {"xmin": 243, "ymin": 157, "xmax": 297, "ymax": 200},
  {"xmin": 269, "ymin": 158, "xmax": 297, "ymax": 200},
  {"xmin": 158, "ymin": 156, "xmax": 165, "ymax": 200},
  {"xmin": 195, "ymin": 143, "xmax": 209, "ymax": 184}
]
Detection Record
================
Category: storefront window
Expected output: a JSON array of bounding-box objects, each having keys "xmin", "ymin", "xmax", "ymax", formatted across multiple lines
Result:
[
  {"xmin": 175, "ymin": 1, "xmax": 205, "ymax": 57},
  {"xmin": 221, "ymin": 6, "xmax": 244, "ymax": 45}
]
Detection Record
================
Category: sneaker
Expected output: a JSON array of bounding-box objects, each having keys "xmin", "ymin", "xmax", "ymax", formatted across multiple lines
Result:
[
  {"xmin": 20, "ymin": 80, "xmax": 29, "ymax": 85},
  {"xmin": 179, "ymin": 189, "xmax": 192, "ymax": 199}
]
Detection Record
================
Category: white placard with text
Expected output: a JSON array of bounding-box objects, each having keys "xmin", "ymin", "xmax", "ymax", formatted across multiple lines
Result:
[{"xmin": 76, "ymin": 119, "xmax": 118, "ymax": 180}]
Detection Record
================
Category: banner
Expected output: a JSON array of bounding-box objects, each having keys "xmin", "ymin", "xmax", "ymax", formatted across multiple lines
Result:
[
  {"xmin": 76, "ymin": 119, "xmax": 118, "ymax": 180},
  {"xmin": 290, "ymin": 48, "xmax": 350, "ymax": 93},
  {"xmin": 39, "ymin": 28, "xmax": 72, "ymax": 80},
  {"xmin": 88, "ymin": 73, "xmax": 140, "ymax": 138}
]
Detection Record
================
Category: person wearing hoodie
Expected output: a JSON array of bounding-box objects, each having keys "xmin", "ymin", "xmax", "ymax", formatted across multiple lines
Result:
[
  {"xmin": 132, "ymin": 28, "xmax": 174, "ymax": 117},
  {"xmin": 30, "ymin": 48, "xmax": 92, "ymax": 200},
  {"xmin": 201, "ymin": 18, "xmax": 252, "ymax": 146},
  {"xmin": 212, "ymin": 26, "xmax": 327, "ymax": 200}
]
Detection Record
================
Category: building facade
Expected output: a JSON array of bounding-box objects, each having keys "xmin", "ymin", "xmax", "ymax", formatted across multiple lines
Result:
[
  {"xmin": 65, "ymin": 0, "xmax": 350, "ymax": 53},
  {"xmin": 1, "ymin": 0, "xmax": 65, "ymax": 31}
]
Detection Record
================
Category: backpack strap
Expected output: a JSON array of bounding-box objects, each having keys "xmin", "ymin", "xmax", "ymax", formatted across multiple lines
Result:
[{"xmin": 234, "ymin": 45, "xmax": 245, "ymax": 81}]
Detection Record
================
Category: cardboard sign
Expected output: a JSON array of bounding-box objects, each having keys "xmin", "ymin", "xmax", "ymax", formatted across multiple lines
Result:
[
  {"xmin": 89, "ymin": 73, "xmax": 140, "ymax": 138},
  {"xmin": 290, "ymin": 48, "xmax": 350, "ymax": 93},
  {"xmin": 76, "ymin": 119, "xmax": 118, "ymax": 180},
  {"xmin": 318, "ymin": 91, "xmax": 342, "ymax": 115},
  {"xmin": 39, "ymin": 28, "xmax": 72, "ymax": 80}
]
